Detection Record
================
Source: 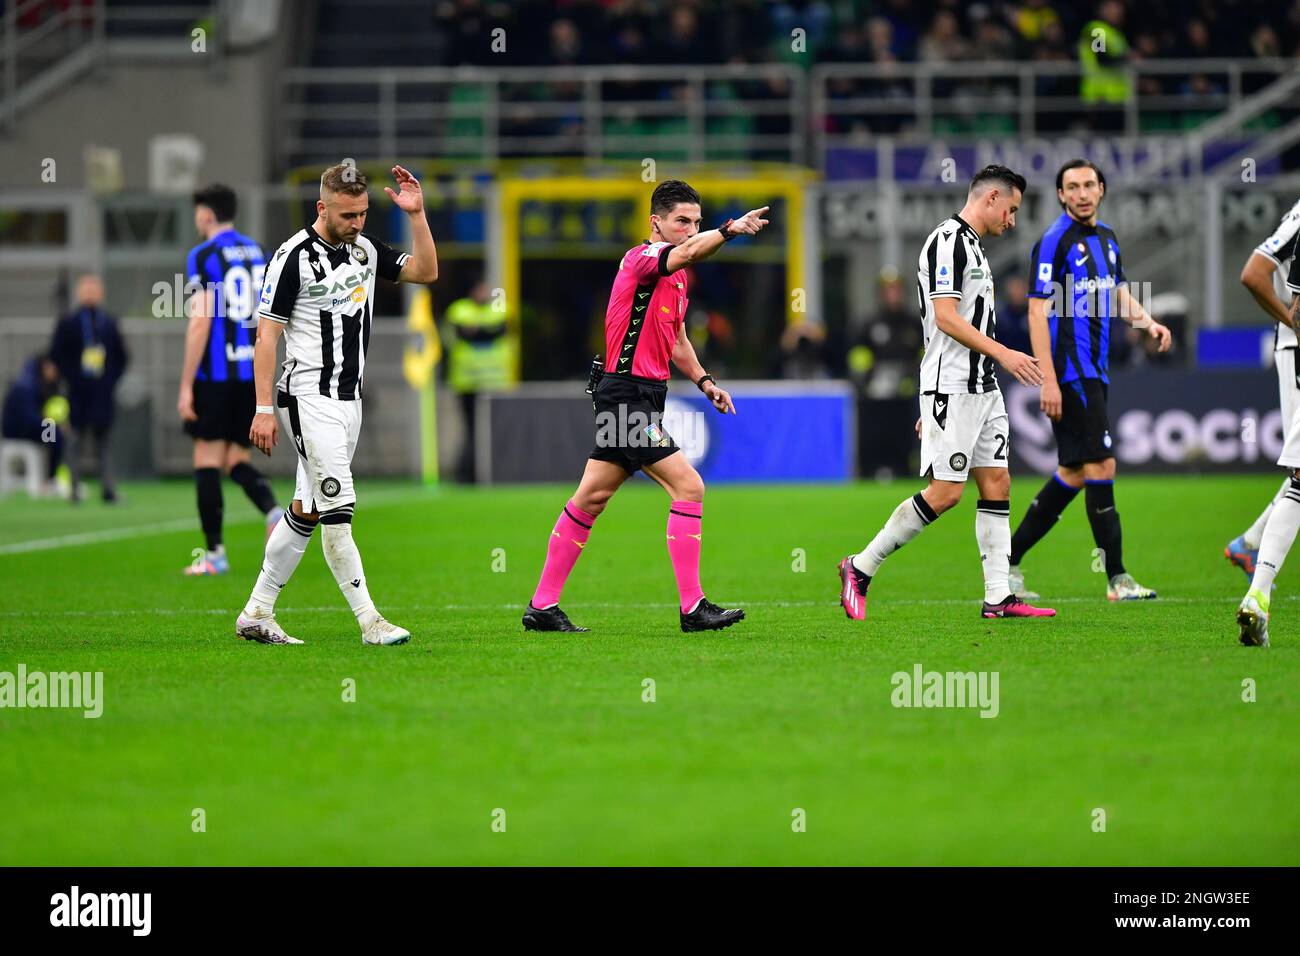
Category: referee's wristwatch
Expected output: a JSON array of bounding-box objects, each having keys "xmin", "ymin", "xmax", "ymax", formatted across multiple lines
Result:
[
  {"xmin": 718, "ymin": 219, "xmax": 737, "ymax": 241},
  {"xmin": 695, "ymin": 373, "xmax": 716, "ymax": 392}
]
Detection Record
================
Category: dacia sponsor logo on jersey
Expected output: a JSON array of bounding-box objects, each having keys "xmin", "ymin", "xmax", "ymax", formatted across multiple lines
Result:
[
  {"xmin": 305, "ymin": 267, "xmax": 373, "ymax": 299},
  {"xmin": 225, "ymin": 343, "xmax": 256, "ymax": 363}
]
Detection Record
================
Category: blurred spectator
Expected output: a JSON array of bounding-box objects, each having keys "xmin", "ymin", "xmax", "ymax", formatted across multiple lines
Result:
[
  {"xmin": 1251, "ymin": 24, "xmax": 1281, "ymax": 58},
  {"xmin": 1078, "ymin": 0, "xmax": 1132, "ymax": 128},
  {"xmin": 919, "ymin": 10, "xmax": 972, "ymax": 63},
  {"xmin": 848, "ymin": 269, "xmax": 923, "ymax": 400},
  {"xmin": 778, "ymin": 320, "xmax": 830, "ymax": 379},
  {"xmin": 1012, "ymin": 0, "xmax": 1062, "ymax": 46},
  {"xmin": 550, "ymin": 18, "xmax": 585, "ymax": 66},
  {"xmin": 444, "ymin": 278, "xmax": 514, "ymax": 483},
  {"xmin": 50, "ymin": 274, "xmax": 128, "ymax": 504},
  {"xmin": 997, "ymin": 276, "xmax": 1033, "ymax": 355},
  {"xmin": 1, "ymin": 353, "xmax": 65, "ymax": 494}
]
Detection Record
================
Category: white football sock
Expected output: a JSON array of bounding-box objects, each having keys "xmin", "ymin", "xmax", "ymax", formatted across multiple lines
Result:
[
  {"xmin": 854, "ymin": 493, "xmax": 937, "ymax": 576},
  {"xmin": 320, "ymin": 519, "xmax": 378, "ymax": 626},
  {"xmin": 1243, "ymin": 478, "xmax": 1289, "ymax": 550},
  {"xmin": 976, "ymin": 499, "xmax": 1012, "ymax": 603},
  {"xmin": 1250, "ymin": 478, "xmax": 1300, "ymax": 594},
  {"xmin": 244, "ymin": 511, "xmax": 315, "ymax": 616}
]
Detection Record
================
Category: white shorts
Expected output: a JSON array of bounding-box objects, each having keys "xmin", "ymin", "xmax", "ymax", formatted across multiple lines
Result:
[
  {"xmin": 1277, "ymin": 348, "xmax": 1300, "ymax": 467},
  {"xmin": 919, "ymin": 390, "xmax": 1009, "ymax": 482},
  {"xmin": 278, "ymin": 391, "xmax": 362, "ymax": 514}
]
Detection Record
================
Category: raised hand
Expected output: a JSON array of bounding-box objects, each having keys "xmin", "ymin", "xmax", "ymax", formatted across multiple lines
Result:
[{"xmin": 384, "ymin": 165, "xmax": 425, "ymax": 215}]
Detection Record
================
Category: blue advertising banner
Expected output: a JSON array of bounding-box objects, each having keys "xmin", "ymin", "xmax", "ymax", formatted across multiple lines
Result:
[
  {"xmin": 660, "ymin": 383, "xmax": 856, "ymax": 482},
  {"xmin": 483, "ymin": 382, "xmax": 856, "ymax": 484}
]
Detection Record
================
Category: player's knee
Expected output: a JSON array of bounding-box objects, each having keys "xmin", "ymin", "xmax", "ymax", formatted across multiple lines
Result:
[
  {"xmin": 984, "ymin": 472, "xmax": 1011, "ymax": 500},
  {"xmin": 1090, "ymin": 459, "xmax": 1117, "ymax": 481},
  {"xmin": 291, "ymin": 499, "xmax": 320, "ymax": 522},
  {"xmin": 676, "ymin": 475, "xmax": 705, "ymax": 502},
  {"xmin": 224, "ymin": 448, "xmax": 250, "ymax": 473},
  {"xmin": 1056, "ymin": 467, "xmax": 1084, "ymax": 488},
  {"xmin": 575, "ymin": 487, "xmax": 613, "ymax": 515},
  {"xmin": 926, "ymin": 482, "xmax": 963, "ymax": 513}
]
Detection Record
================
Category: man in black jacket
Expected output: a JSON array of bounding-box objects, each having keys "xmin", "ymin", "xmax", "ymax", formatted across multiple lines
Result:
[{"xmin": 50, "ymin": 274, "xmax": 128, "ymax": 503}]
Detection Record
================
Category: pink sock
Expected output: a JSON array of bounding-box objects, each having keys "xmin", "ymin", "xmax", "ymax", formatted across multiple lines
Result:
[
  {"xmin": 667, "ymin": 500, "xmax": 705, "ymax": 613},
  {"xmin": 531, "ymin": 500, "xmax": 597, "ymax": 608}
]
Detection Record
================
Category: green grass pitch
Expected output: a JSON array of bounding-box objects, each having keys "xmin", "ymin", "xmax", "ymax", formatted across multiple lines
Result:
[{"xmin": 0, "ymin": 474, "xmax": 1296, "ymax": 865}]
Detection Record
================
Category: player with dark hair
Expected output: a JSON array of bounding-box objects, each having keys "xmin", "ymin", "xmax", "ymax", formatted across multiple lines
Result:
[
  {"xmin": 521, "ymin": 179, "xmax": 769, "ymax": 633},
  {"xmin": 839, "ymin": 166, "xmax": 1054, "ymax": 620},
  {"xmin": 179, "ymin": 184, "xmax": 282, "ymax": 575},
  {"xmin": 1006, "ymin": 159, "xmax": 1171, "ymax": 602}
]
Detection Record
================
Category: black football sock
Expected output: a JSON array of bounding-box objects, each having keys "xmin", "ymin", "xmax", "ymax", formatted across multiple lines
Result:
[
  {"xmin": 195, "ymin": 467, "xmax": 224, "ymax": 551},
  {"xmin": 230, "ymin": 462, "xmax": 277, "ymax": 514},
  {"xmin": 1085, "ymin": 479, "xmax": 1125, "ymax": 578},
  {"xmin": 1009, "ymin": 474, "xmax": 1080, "ymax": 565}
]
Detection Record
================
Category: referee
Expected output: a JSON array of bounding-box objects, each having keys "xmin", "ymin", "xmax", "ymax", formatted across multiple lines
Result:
[
  {"xmin": 521, "ymin": 180, "xmax": 768, "ymax": 633},
  {"xmin": 1008, "ymin": 159, "xmax": 1171, "ymax": 602}
]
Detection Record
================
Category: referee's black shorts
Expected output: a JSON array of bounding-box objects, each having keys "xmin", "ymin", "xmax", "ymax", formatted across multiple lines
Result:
[
  {"xmin": 183, "ymin": 379, "xmax": 256, "ymax": 446},
  {"xmin": 588, "ymin": 373, "xmax": 679, "ymax": 474},
  {"xmin": 1053, "ymin": 377, "xmax": 1114, "ymax": 467}
]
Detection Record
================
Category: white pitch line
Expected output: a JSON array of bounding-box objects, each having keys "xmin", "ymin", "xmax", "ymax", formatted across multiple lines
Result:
[
  {"xmin": 0, "ymin": 487, "xmax": 437, "ymax": 556},
  {"xmin": 0, "ymin": 594, "xmax": 1270, "ymax": 619},
  {"xmin": 0, "ymin": 518, "xmax": 198, "ymax": 555}
]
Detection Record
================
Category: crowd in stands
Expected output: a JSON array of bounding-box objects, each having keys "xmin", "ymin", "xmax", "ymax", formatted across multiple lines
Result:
[{"xmin": 429, "ymin": 0, "xmax": 1300, "ymax": 68}]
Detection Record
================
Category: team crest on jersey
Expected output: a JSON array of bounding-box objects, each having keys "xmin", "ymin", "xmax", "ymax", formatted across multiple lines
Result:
[
  {"xmin": 1077, "ymin": 242, "xmax": 1086, "ymax": 253},
  {"xmin": 351, "ymin": 245, "xmax": 368, "ymax": 263},
  {"xmin": 949, "ymin": 452, "xmax": 968, "ymax": 472},
  {"xmin": 321, "ymin": 477, "xmax": 341, "ymax": 497},
  {"xmin": 1108, "ymin": 247, "xmax": 1117, "ymax": 265}
]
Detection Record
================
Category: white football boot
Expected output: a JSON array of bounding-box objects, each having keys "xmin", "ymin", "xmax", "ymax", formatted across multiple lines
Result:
[
  {"xmin": 361, "ymin": 616, "xmax": 410, "ymax": 646},
  {"xmin": 236, "ymin": 609, "xmax": 304, "ymax": 645},
  {"xmin": 1107, "ymin": 573, "xmax": 1157, "ymax": 601}
]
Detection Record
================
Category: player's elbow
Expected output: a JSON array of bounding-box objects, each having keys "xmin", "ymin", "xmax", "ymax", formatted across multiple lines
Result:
[{"xmin": 1240, "ymin": 258, "xmax": 1268, "ymax": 292}]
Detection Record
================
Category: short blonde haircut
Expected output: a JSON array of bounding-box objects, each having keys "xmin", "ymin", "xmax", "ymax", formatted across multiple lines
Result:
[{"xmin": 320, "ymin": 162, "xmax": 368, "ymax": 198}]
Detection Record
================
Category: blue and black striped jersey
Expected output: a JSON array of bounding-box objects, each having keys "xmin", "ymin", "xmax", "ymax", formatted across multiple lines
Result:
[
  {"xmin": 185, "ymin": 229, "xmax": 267, "ymax": 383},
  {"xmin": 1027, "ymin": 212, "xmax": 1127, "ymax": 385}
]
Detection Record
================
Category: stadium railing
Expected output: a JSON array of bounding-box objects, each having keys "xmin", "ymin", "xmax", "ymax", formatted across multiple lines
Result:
[
  {"xmin": 274, "ymin": 58, "xmax": 1300, "ymax": 174},
  {"xmin": 277, "ymin": 63, "xmax": 810, "ymax": 171}
]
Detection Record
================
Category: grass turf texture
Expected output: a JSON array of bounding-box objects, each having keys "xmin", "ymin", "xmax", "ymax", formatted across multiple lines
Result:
[{"xmin": 0, "ymin": 474, "xmax": 1296, "ymax": 866}]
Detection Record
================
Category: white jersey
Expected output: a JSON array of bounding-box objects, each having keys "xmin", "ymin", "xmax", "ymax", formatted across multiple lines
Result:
[
  {"xmin": 258, "ymin": 226, "xmax": 409, "ymax": 400},
  {"xmin": 1256, "ymin": 196, "xmax": 1300, "ymax": 350},
  {"xmin": 917, "ymin": 214, "xmax": 998, "ymax": 395}
]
